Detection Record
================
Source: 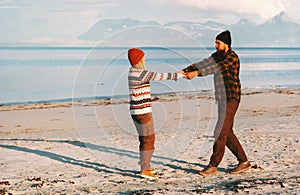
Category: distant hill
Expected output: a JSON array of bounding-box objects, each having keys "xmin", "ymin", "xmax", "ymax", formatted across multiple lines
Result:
[{"xmin": 78, "ymin": 12, "xmax": 300, "ymax": 47}]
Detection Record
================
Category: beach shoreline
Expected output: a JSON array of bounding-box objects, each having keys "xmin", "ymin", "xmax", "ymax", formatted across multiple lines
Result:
[
  {"xmin": 0, "ymin": 88, "xmax": 299, "ymax": 194},
  {"xmin": 0, "ymin": 87, "xmax": 299, "ymax": 111}
]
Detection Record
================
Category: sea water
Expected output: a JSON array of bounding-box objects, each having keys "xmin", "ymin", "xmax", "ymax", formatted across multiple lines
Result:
[{"xmin": 0, "ymin": 47, "xmax": 299, "ymax": 105}]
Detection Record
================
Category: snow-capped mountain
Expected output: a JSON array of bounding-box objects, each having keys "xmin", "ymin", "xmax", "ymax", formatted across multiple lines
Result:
[
  {"xmin": 255, "ymin": 12, "xmax": 300, "ymax": 46},
  {"xmin": 3, "ymin": 12, "xmax": 299, "ymax": 47},
  {"xmin": 78, "ymin": 12, "xmax": 300, "ymax": 47}
]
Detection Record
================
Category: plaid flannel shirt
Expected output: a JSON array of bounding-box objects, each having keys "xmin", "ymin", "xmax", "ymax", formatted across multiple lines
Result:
[{"xmin": 183, "ymin": 49, "xmax": 241, "ymax": 102}]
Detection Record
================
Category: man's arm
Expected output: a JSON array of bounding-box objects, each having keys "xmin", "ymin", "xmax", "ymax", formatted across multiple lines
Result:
[
  {"xmin": 197, "ymin": 51, "xmax": 238, "ymax": 76},
  {"xmin": 182, "ymin": 55, "xmax": 216, "ymax": 80},
  {"xmin": 182, "ymin": 64, "xmax": 198, "ymax": 73},
  {"xmin": 182, "ymin": 56, "xmax": 215, "ymax": 73}
]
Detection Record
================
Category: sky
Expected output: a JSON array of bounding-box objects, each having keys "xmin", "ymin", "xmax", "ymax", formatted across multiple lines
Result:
[{"xmin": 0, "ymin": 0, "xmax": 299, "ymax": 43}]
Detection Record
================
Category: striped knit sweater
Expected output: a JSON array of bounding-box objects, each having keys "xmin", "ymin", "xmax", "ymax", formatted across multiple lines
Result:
[{"xmin": 128, "ymin": 67, "xmax": 182, "ymax": 115}]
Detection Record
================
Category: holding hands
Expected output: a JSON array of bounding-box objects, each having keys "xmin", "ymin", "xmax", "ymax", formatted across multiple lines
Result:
[
  {"xmin": 185, "ymin": 71, "xmax": 198, "ymax": 80},
  {"xmin": 176, "ymin": 70, "xmax": 198, "ymax": 80}
]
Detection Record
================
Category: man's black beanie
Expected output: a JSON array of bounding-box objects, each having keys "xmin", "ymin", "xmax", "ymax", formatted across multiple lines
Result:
[{"xmin": 216, "ymin": 30, "xmax": 231, "ymax": 46}]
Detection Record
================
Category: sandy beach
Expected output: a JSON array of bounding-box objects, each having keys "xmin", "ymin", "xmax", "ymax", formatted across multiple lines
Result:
[{"xmin": 0, "ymin": 88, "xmax": 299, "ymax": 194}]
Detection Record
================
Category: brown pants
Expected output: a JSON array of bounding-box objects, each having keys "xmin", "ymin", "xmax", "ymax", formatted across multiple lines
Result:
[
  {"xmin": 131, "ymin": 113, "xmax": 155, "ymax": 171},
  {"xmin": 209, "ymin": 100, "xmax": 248, "ymax": 167}
]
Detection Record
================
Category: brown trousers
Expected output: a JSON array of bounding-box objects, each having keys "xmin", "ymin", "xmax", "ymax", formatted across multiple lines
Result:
[
  {"xmin": 209, "ymin": 100, "xmax": 248, "ymax": 167},
  {"xmin": 131, "ymin": 113, "xmax": 155, "ymax": 171}
]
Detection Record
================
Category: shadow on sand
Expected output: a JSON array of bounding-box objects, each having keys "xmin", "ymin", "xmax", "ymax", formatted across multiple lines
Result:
[{"xmin": 0, "ymin": 138, "xmax": 210, "ymax": 178}]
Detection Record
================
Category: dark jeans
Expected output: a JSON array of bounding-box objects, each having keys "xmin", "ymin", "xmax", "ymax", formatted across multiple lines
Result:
[
  {"xmin": 131, "ymin": 113, "xmax": 155, "ymax": 171},
  {"xmin": 209, "ymin": 100, "xmax": 248, "ymax": 167}
]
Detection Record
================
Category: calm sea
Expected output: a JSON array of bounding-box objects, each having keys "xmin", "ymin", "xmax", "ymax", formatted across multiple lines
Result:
[{"xmin": 0, "ymin": 47, "xmax": 299, "ymax": 105}]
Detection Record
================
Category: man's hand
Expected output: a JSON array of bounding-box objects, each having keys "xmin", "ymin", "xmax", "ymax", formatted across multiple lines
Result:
[{"xmin": 185, "ymin": 71, "xmax": 198, "ymax": 80}]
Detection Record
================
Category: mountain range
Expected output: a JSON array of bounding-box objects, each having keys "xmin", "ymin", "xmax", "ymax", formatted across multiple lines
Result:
[{"xmin": 78, "ymin": 12, "xmax": 300, "ymax": 47}]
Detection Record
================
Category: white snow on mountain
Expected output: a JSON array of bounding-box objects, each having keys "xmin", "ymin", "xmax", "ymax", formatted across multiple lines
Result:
[
  {"xmin": 76, "ymin": 12, "xmax": 300, "ymax": 47},
  {"xmin": 4, "ymin": 12, "xmax": 300, "ymax": 47}
]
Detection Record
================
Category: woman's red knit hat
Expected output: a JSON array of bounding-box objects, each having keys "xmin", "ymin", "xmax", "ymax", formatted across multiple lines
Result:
[{"xmin": 128, "ymin": 48, "xmax": 145, "ymax": 66}]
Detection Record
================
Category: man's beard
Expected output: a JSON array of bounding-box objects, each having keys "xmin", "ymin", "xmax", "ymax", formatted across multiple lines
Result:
[
  {"xmin": 216, "ymin": 48, "xmax": 226, "ymax": 53},
  {"xmin": 212, "ymin": 51, "xmax": 226, "ymax": 63}
]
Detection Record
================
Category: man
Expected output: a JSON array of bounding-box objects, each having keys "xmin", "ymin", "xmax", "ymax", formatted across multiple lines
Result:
[
  {"xmin": 127, "ymin": 48, "xmax": 184, "ymax": 179},
  {"xmin": 182, "ymin": 30, "xmax": 251, "ymax": 176}
]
